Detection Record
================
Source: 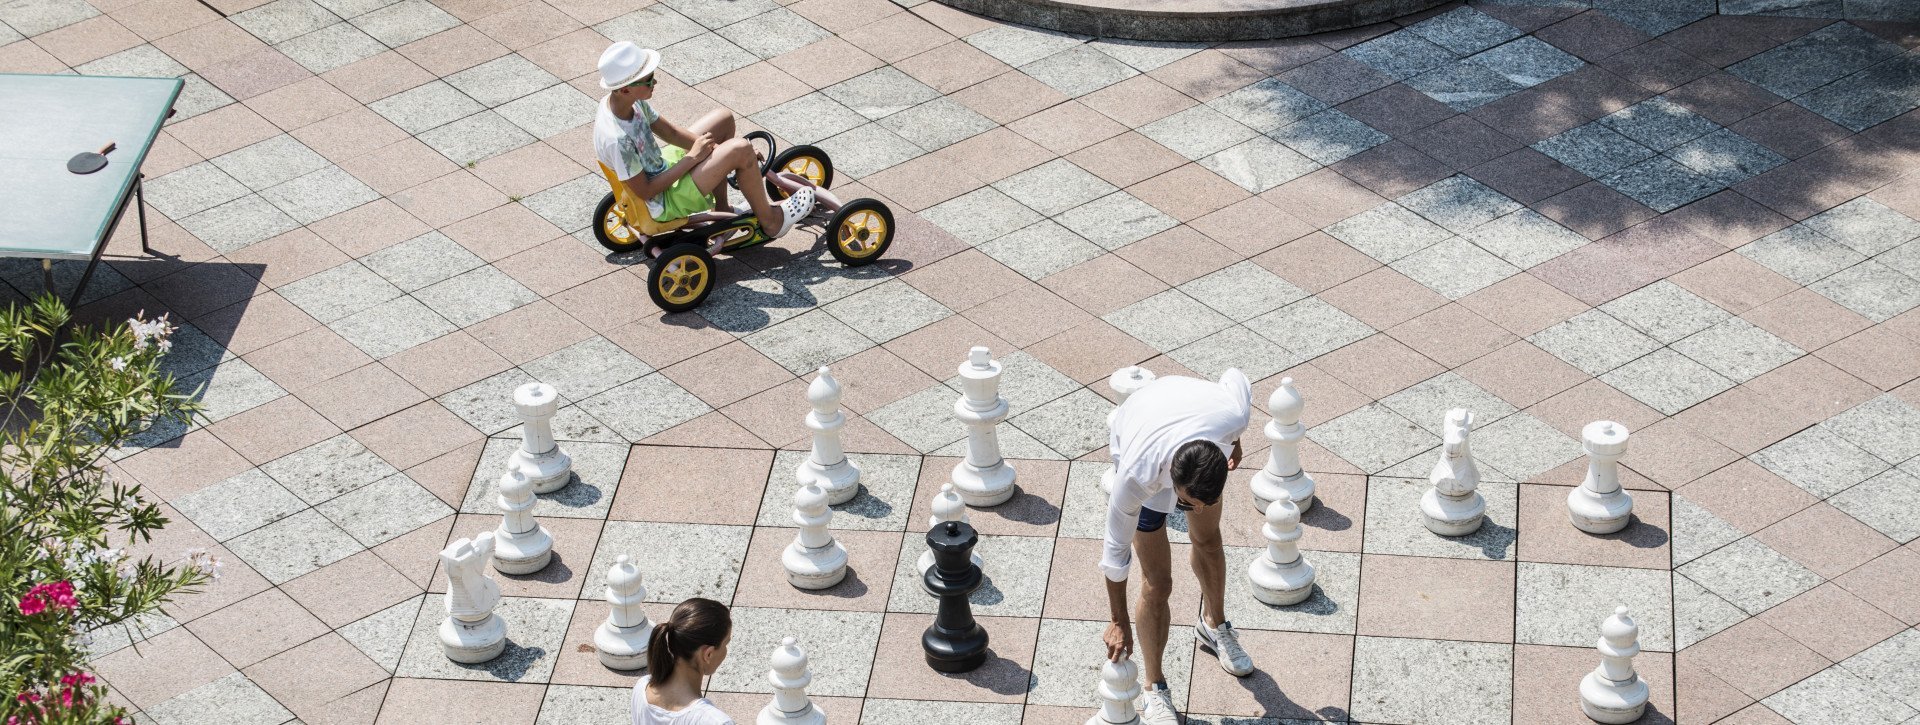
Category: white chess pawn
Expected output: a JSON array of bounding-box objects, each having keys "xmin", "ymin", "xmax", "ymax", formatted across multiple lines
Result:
[
  {"xmin": 1100, "ymin": 366, "xmax": 1156, "ymax": 496},
  {"xmin": 510, "ymin": 382, "xmax": 571, "ymax": 494},
  {"xmin": 951, "ymin": 346, "xmax": 1018, "ymax": 507},
  {"xmin": 1581, "ymin": 606, "xmax": 1651, "ymax": 724},
  {"xmin": 796, "ymin": 367, "xmax": 861, "ymax": 505},
  {"xmin": 1247, "ymin": 496, "xmax": 1316, "ymax": 606},
  {"xmin": 1421, "ymin": 409, "xmax": 1486, "ymax": 536},
  {"xmin": 492, "ymin": 467, "xmax": 553, "ymax": 575},
  {"xmin": 439, "ymin": 532, "xmax": 507, "ymax": 663},
  {"xmin": 1087, "ymin": 657, "xmax": 1142, "ymax": 725},
  {"xmin": 1568, "ymin": 421, "xmax": 1633, "ymax": 534},
  {"xmin": 757, "ymin": 637, "xmax": 826, "ymax": 725},
  {"xmin": 919, "ymin": 483, "xmax": 982, "ymax": 575},
  {"xmin": 783, "ymin": 482, "xmax": 848, "ymax": 590},
  {"xmin": 594, "ymin": 554, "xmax": 654, "ymax": 670},
  {"xmin": 1249, "ymin": 377, "xmax": 1316, "ymax": 514}
]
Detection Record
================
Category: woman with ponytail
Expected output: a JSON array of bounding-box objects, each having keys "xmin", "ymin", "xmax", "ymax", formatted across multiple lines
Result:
[{"xmin": 631, "ymin": 597, "xmax": 734, "ymax": 724}]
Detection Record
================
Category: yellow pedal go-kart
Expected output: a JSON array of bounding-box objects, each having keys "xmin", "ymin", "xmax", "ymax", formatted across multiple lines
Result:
[{"xmin": 592, "ymin": 131, "xmax": 895, "ymax": 313}]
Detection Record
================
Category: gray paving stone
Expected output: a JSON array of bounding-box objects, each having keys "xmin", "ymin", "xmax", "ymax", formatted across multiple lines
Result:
[
  {"xmin": 1465, "ymin": 35, "xmax": 1583, "ymax": 87},
  {"xmin": 1139, "ymin": 105, "xmax": 1260, "ymax": 161},
  {"xmin": 1879, "ymin": 238, "xmax": 1920, "ymax": 281},
  {"xmin": 1671, "ymin": 493, "xmax": 1744, "ymax": 567},
  {"xmin": 1381, "ymin": 372, "xmax": 1516, "ymax": 436},
  {"xmin": 414, "ymin": 265, "xmax": 539, "ymax": 328},
  {"xmin": 1311, "ymin": 405, "xmax": 1443, "ymax": 474},
  {"xmin": 445, "ymin": 54, "xmax": 559, "ymax": 108},
  {"xmin": 661, "ymin": 0, "xmax": 776, "ymax": 28},
  {"xmin": 146, "ymin": 162, "xmax": 250, "ymax": 221},
  {"xmin": 1829, "ymin": 467, "xmax": 1920, "ymax": 544},
  {"xmin": 312, "ymin": 0, "xmax": 399, "ymax": 19},
  {"xmin": 1601, "ymin": 347, "xmax": 1736, "ymax": 416},
  {"xmin": 263, "ymin": 434, "xmax": 402, "ymax": 505},
  {"xmin": 991, "ymin": 159, "xmax": 1118, "ymax": 218},
  {"xmin": 1843, "ymin": 629, "xmax": 1920, "ymax": 712},
  {"xmin": 436, "ymin": 369, "xmax": 535, "ymax": 434},
  {"xmin": 1218, "ymin": 545, "xmax": 1359, "ymax": 635},
  {"xmin": 1408, "ymin": 7, "xmax": 1523, "ymax": 55},
  {"xmin": 861, "ymin": 700, "xmax": 1021, "ymax": 725},
  {"xmin": 662, "ymin": 32, "xmax": 759, "ymax": 86},
  {"xmin": 743, "ymin": 309, "xmax": 876, "ymax": 374},
  {"xmin": 1104, "ymin": 289, "xmax": 1235, "ymax": 353},
  {"xmin": 1529, "ymin": 310, "xmax": 1663, "ymax": 376},
  {"xmin": 921, "ymin": 187, "xmax": 1043, "ymax": 246},
  {"xmin": 878, "ymin": 97, "xmax": 996, "ymax": 152},
  {"xmin": 1407, "ymin": 59, "xmax": 1525, "ymax": 111},
  {"xmin": 0, "ymin": 0, "xmax": 96, "ymax": 34},
  {"xmin": 225, "ymin": 509, "xmax": 365, "ymax": 584},
  {"xmin": 521, "ymin": 175, "xmax": 603, "ymax": 234},
  {"xmin": 1179, "ymin": 261, "xmax": 1309, "ymax": 323},
  {"xmin": 1601, "ymin": 97, "xmax": 1721, "ymax": 152},
  {"xmin": 1598, "ymin": 280, "xmax": 1731, "ymax": 344},
  {"xmin": 977, "ymin": 219, "xmax": 1106, "ymax": 280},
  {"xmin": 169, "ymin": 74, "xmax": 237, "ymax": 122},
  {"xmin": 1030, "ymin": 618, "xmax": 1193, "ymax": 709},
  {"xmin": 1343, "ymin": 30, "xmax": 1458, "ymax": 81},
  {"xmin": 1351, "ymin": 636, "xmax": 1511, "ymax": 725},
  {"xmin": 865, "ymin": 384, "xmax": 965, "ymax": 453},
  {"xmin": 262, "ymin": 166, "xmax": 381, "ymax": 224},
  {"xmin": 1667, "ymin": 128, "xmax": 1788, "ymax": 187},
  {"xmin": 1021, "ymin": 44, "xmax": 1139, "ymax": 98},
  {"xmin": 339, "ymin": 595, "xmax": 419, "ymax": 674},
  {"xmin": 143, "ymin": 672, "xmax": 294, "ymax": 725},
  {"xmin": 1824, "ymin": 395, "xmax": 1920, "ymax": 464},
  {"xmin": 1207, "ymin": 77, "xmax": 1329, "ymax": 134},
  {"xmin": 715, "ymin": 7, "xmax": 829, "ymax": 59},
  {"xmin": 1392, "ymin": 236, "xmax": 1520, "ymax": 300},
  {"xmin": 1675, "ymin": 574, "xmax": 1747, "ymax": 650},
  {"xmin": 824, "ymin": 66, "xmax": 941, "ymax": 121},
  {"xmin": 213, "ymin": 135, "xmax": 331, "ymax": 192},
  {"xmin": 1167, "ymin": 325, "xmax": 1300, "ymax": 382},
  {"xmin": 522, "ymin": 337, "xmax": 653, "ymax": 402},
  {"xmin": 708, "ymin": 607, "xmax": 882, "ymax": 697},
  {"xmin": 460, "ymin": 438, "xmax": 627, "ymax": 518},
  {"xmin": 496, "ymin": 84, "xmax": 596, "ymax": 140},
  {"xmin": 594, "ymin": 4, "xmax": 704, "ymax": 49},
  {"xmin": 886, "ymin": 532, "xmax": 1052, "ymax": 616},
  {"xmin": 1086, "ymin": 37, "xmax": 1205, "ymax": 72},
  {"xmin": 170, "ymin": 469, "xmax": 309, "ymax": 542},
  {"xmin": 1810, "ymin": 259, "xmax": 1920, "ymax": 323},
  {"xmin": 183, "ymin": 359, "xmax": 287, "ymax": 423},
  {"xmin": 76, "ymin": 44, "xmax": 187, "ymax": 78},
  {"xmin": 370, "ymin": 82, "xmax": 488, "ymax": 135},
  {"xmin": 315, "ymin": 472, "xmax": 452, "ymax": 546},
  {"xmin": 277, "ymin": 22, "xmax": 386, "ymax": 73},
  {"xmin": 1763, "ymin": 666, "xmax": 1917, "ymax": 725},
  {"xmin": 1533, "ymin": 122, "xmax": 1657, "ymax": 179},
  {"xmin": 1729, "ymin": 21, "xmax": 1905, "ymax": 99},
  {"xmin": 963, "ymin": 23, "xmax": 1088, "ymax": 67},
  {"xmin": 1670, "ymin": 317, "xmax": 1803, "ymax": 383},
  {"xmin": 232, "ymin": 0, "xmax": 339, "ymax": 44},
  {"xmin": 1601, "ymin": 156, "xmax": 1725, "ymax": 213},
  {"xmin": 757, "ymin": 450, "xmax": 919, "ymax": 531},
  {"xmin": 1202, "ymin": 136, "xmax": 1321, "ymax": 193},
  {"xmin": 349, "ymin": 0, "xmax": 458, "ymax": 46},
  {"xmin": 361, "ymin": 231, "xmax": 484, "ymax": 293},
  {"xmin": 1399, "ymin": 176, "xmax": 1524, "ymax": 235},
  {"xmin": 537, "ymin": 686, "xmax": 630, "ymax": 725},
  {"xmin": 1795, "ymin": 53, "xmax": 1920, "ymax": 132},
  {"xmin": 1602, "ymin": 8, "xmax": 1708, "ymax": 36},
  {"xmin": 1473, "ymin": 411, "xmax": 1583, "ymax": 480},
  {"xmin": 1804, "ymin": 197, "xmax": 1920, "ymax": 257},
  {"xmin": 822, "ymin": 279, "xmax": 952, "ymax": 343},
  {"xmin": 1327, "ymin": 202, "xmax": 1453, "ymax": 263},
  {"xmin": 1466, "ymin": 209, "xmax": 1588, "ymax": 269},
  {"xmin": 1054, "ymin": 191, "xmax": 1179, "ymax": 250},
  {"xmin": 1245, "ymin": 297, "xmax": 1374, "ymax": 360},
  {"xmin": 1517, "ymin": 562, "xmax": 1674, "ymax": 651},
  {"xmin": 419, "ymin": 111, "xmax": 537, "ymax": 166},
  {"xmin": 1740, "ymin": 224, "xmax": 1869, "ymax": 285},
  {"xmin": 179, "ymin": 195, "xmax": 303, "ymax": 254},
  {"xmin": 576, "ymin": 373, "xmax": 712, "ymax": 442},
  {"xmin": 939, "ymin": 350, "xmax": 1079, "ymax": 416},
  {"xmin": 395, "ymin": 596, "xmax": 573, "ymax": 682},
  {"xmin": 1676, "ymin": 536, "xmax": 1823, "ymax": 615},
  {"xmin": 329, "ymin": 295, "xmax": 457, "ymax": 359},
  {"xmin": 1267, "ymin": 108, "xmax": 1389, "ymax": 165},
  {"xmin": 816, "ymin": 122, "xmax": 925, "ymax": 179}
]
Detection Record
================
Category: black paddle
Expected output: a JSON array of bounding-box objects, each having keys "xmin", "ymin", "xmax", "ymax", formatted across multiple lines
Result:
[{"xmin": 67, "ymin": 141, "xmax": 116, "ymax": 175}]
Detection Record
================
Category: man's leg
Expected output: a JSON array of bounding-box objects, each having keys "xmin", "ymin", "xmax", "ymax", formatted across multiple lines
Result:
[
  {"xmin": 687, "ymin": 109, "xmax": 739, "ymax": 210},
  {"xmin": 1186, "ymin": 500, "xmax": 1228, "ymax": 628},
  {"xmin": 1132, "ymin": 520, "xmax": 1174, "ymax": 686},
  {"xmin": 691, "ymin": 139, "xmax": 779, "ymax": 227}
]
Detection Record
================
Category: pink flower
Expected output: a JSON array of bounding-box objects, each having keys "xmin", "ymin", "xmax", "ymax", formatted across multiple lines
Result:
[{"xmin": 17, "ymin": 593, "xmax": 45, "ymax": 616}]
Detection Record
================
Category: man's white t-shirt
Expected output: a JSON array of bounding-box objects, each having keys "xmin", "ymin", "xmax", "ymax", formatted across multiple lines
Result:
[
  {"xmin": 1099, "ymin": 369, "xmax": 1252, "ymax": 582},
  {"xmin": 631, "ymin": 675, "xmax": 734, "ymax": 725},
  {"xmin": 594, "ymin": 96, "xmax": 670, "ymax": 218}
]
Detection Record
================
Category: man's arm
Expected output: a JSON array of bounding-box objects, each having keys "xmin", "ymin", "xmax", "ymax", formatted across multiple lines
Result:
[
  {"xmin": 650, "ymin": 114, "xmax": 697, "ymax": 149},
  {"xmin": 1103, "ymin": 577, "xmax": 1131, "ymax": 661},
  {"xmin": 618, "ymin": 135, "xmax": 714, "ymax": 202},
  {"xmin": 1099, "ymin": 480, "xmax": 1143, "ymax": 661}
]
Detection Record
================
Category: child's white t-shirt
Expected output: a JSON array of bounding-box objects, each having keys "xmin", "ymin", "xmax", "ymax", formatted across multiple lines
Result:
[{"xmin": 631, "ymin": 676, "xmax": 734, "ymax": 725}]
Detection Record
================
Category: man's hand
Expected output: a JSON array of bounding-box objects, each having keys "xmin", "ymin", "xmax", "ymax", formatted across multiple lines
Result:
[
  {"xmin": 1227, "ymin": 439, "xmax": 1243, "ymax": 471},
  {"xmin": 1104, "ymin": 620, "xmax": 1133, "ymax": 662},
  {"xmin": 688, "ymin": 132, "xmax": 715, "ymax": 162}
]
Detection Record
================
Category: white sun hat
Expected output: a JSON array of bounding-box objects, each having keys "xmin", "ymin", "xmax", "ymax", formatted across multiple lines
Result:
[{"xmin": 598, "ymin": 41, "xmax": 661, "ymax": 90}]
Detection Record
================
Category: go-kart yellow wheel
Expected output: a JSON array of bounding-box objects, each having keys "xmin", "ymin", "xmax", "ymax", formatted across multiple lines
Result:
[
  {"xmin": 767, "ymin": 145, "xmax": 833, "ymax": 199},
  {"xmin": 593, "ymin": 192, "xmax": 643, "ymax": 253},
  {"xmin": 648, "ymin": 244, "xmax": 715, "ymax": 312},
  {"xmin": 826, "ymin": 198, "xmax": 892, "ymax": 267}
]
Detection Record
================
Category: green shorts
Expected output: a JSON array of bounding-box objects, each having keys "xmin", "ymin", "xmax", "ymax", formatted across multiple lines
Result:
[{"xmin": 649, "ymin": 145, "xmax": 715, "ymax": 223}]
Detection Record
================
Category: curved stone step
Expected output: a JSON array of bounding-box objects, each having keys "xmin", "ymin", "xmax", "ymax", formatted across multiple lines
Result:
[{"xmin": 932, "ymin": 0, "xmax": 1451, "ymax": 41}]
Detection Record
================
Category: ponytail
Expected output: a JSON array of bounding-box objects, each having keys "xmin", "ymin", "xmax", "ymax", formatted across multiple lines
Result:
[{"xmin": 646, "ymin": 597, "xmax": 731, "ymax": 683}]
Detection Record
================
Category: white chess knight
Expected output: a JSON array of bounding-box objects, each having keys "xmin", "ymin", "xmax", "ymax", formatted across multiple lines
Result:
[
  {"xmin": 439, "ymin": 532, "xmax": 507, "ymax": 663},
  {"xmin": 1580, "ymin": 606, "xmax": 1651, "ymax": 724},
  {"xmin": 796, "ymin": 367, "xmax": 861, "ymax": 505},
  {"xmin": 918, "ymin": 483, "xmax": 983, "ymax": 575},
  {"xmin": 1568, "ymin": 421, "xmax": 1634, "ymax": 534},
  {"xmin": 783, "ymin": 482, "xmax": 848, "ymax": 590},
  {"xmin": 1087, "ymin": 657, "xmax": 1142, "ymax": 725},
  {"xmin": 1248, "ymin": 377, "xmax": 1316, "ymax": 515},
  {"xmin": 510, "ymin": 382, "xmax": 571, "ymax": 494},
  {"xmin": 1420, "ymin": 409, "xmax": 1487, "ymax": 536},
  {"xmin": 758, "ymin": 637, "xmax": 826, "ymax": 725},
  {"xmin": 492, "ymin": 467, "xmax": 553, "ymax": 575},
  {"xmin": 1247, "ymin": 496, "xmax": 1316, "ymax": 606},
  {"xmin": 950, "ymin": 346, "xmax": 1018, "ymax": 507},
  {"xmin": 1099, "ymin": 366, "xmax": 1157, "ymax": 496},
  {"xmin": 594, "ymin": 554, "xmax": 654, "ymax": 670}
]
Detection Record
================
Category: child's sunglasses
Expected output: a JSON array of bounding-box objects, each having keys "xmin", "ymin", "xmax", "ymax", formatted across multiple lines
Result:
[{"xmin": 627, "ymin": 75, "xmax": 656, "ymax": 89}]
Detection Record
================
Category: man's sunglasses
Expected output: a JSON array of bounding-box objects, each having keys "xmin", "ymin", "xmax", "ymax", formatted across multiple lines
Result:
[{"xmin": 626, "ymin": 75, "xmax": 656, "ymax": 89}]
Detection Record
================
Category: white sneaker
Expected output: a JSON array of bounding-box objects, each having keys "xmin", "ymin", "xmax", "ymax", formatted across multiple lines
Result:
[
  {"xmin": 1197, "ymin": 619, "xmax": 1254, "ymax": 677},
  {"xmin": 1139, "ymin": 682, "xmax": 1180, "ymax": 725}
]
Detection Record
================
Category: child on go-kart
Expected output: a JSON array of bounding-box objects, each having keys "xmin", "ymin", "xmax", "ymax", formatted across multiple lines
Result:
[{"xmin": 593, "ymin": 41, "xmax": 816, "ymax": 239}]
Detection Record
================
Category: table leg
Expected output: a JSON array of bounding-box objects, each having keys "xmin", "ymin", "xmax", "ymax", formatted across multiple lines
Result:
[{"xmin": 136, "ymin": 175, "xmax": 152, "ymax": 255}]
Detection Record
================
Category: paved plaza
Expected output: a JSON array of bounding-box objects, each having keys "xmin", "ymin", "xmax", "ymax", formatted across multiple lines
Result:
[{"xmin": 4, "ymin": 0, "xmax": 1919, "ymax": 721}]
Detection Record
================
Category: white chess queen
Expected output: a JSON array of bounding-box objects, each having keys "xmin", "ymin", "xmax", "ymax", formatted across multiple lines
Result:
[{"xmin": 631, "ymin": 598, "xmax": 735, "ymax": 725}]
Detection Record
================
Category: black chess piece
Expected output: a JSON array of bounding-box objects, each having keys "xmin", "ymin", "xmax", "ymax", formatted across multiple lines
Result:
[{"xmin": 921, "ymin": 520, "xmax": 989, "ymax": 673}]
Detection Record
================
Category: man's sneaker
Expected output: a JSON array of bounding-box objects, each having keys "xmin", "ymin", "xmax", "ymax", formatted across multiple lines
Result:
[
  {"xmin": 1196, "ymin": 619, "xmax": 1255, "ymax": 677},
  {"xmin": 1140, "ymin": 681, "xmax": 1179, "ymax": 725}
]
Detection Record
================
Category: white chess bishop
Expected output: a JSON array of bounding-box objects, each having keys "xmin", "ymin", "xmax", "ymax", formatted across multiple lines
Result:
[
  {"xmin": 919, "ymin": 483, "xmax": 983, "ymax": 575},
  {"xmin": 439, "ymin": 532, "xmax": 507, "ymax": 663},
  {"xmin": 783, "ymin": 482, "xmax": 848, "ymax": 590},
  {"xmin": 491, "ymin": 467, "xmax": 553, "ymax": 575},
  {"xmin": 758, "ymin": 637, "xmax": 826, "ymax": 725},
  {"xmin": 1247, "ymin": 496, "xmax": 1316, "ymax": 606},
  {"xmin": 1420, "ymin": 409, "xmax": 1486, "ymax": 536},
  {"xmin": 1581, "ymin": 606, "xmax": 1650, "ymax": 723},
  {"xmin": 1249, "ymin": 377, "xmax": 1315, "ymax": 514},
  {"xmin": 796, "ymin": 367, "xmax": 861, "ymax": 505},
  {"xmin": 1568, "ymin": 421, "xmax": 1633, "ymax": 534},
  {"xmin": 594, "ymin": 554, "xmax": 654, "ymax": 670}
]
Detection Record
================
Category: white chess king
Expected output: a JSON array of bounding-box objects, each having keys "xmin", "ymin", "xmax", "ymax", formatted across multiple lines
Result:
[
  {"xmin": 1580, "ymin": 606, "xmax": 1650, "ymax": 724},
  {"xmin": 1087, "ymin": 657, "xmax": 1142, "ymax": 725},
  {"xmin": 919, "ymin": 483, "xmax": 982, "ymax": 575},
  {"xmin": 1247, "ymin": 496, "xmax": 1316, "ymax": 606},
  {"xmin": 783, "ymin": 482, "xmax": 848, "ymax": 590},
  {"xmin": 439, "ymin": 532, "xmax": 507, "ymax": 663},
  {"xmin": 509, "ymin": 382, "xmax": 571, "ymax": 493},
  {"xmin": 758, "ymin": 637, "xmax": 826, "ymax": 725},
  {"xmin": 1099, "ymin": 366, "xmax": 1156, "ymax": 496},
  {"xmin": 1249, "ymin": 377, "xmax": 1316, "ymax": 514},
  {"xmin": 1420, "ymin": 409, "xmax": 1486, "ymax": 536},
  {"xmin": 796, "ymin": 366, "xmax": 861, "ymax": 505},
  {"xmin": 491, "ymin": 467, "xmax": 553, "ymax": 575},
  {"xmin": 594, "ymin": 554, "xmax": 654, "ymax": 670},
  {"xmin": 950, "ymin": 346, "xmax": 1017, "ymax": 507},
  {"xmin": 1568, "ymin": 421, "xmax": 1633, "ymax": 534}
]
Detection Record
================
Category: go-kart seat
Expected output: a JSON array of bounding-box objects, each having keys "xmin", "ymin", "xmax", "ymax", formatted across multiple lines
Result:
[{"xmin": 598, "ymin": 162, "xmax": 691, "ymax": 236}]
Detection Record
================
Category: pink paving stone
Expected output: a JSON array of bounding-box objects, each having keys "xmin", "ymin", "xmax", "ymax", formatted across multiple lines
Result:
[
  {"xmin": 1356, "ymin": 554, "xmax": 1515, "ymax": 643},
  {"xmin": 770, "ymin": 37, "xmax": 885, "ymax": 89},
  {"xmin": 1513, "ymin": 644, "xmax": 1676, "ymax": 725},
  {"xmin": 601, "ymin": 308, "xmax": 735, "ymax": 369},
  {"xmin": 1677, "ymin": 657, "xmax": 1755, "ymax": 724},
  {"xmin": 1022, "ymin": 319, "xmax": 1159, "ymax": 385},
  {"xmin": 518, "ymin": 27, "xmax": 611, "ymax": 79},
  {"xmin": 242, "ymin": 633, "xmax": 389, "ymax": 721},
  {"xmin": 498, "ymin": 236, "xmax": 613, "ymax": 297},
  {"xmin": 1386, "ymin": 303, "xmax": 1518, "ymax": 369},
  {"xmin": 548, "ymin": 599, "xmax": 673, "ymax": 687},
  {"xmin": 1456, "ymin": 341, "xmax": 1592, "ymax": 409},
  {"xmin": 696, "ymin": 62, "xmax": 812, "ymax": 117},
  {"xmin": 1083, "ymin": 75, "xmax": 1199, "ymax": 128},
  {"xmin": 1757, "ymin": 582, "xmax": 1907, "ymax": 661},
  {"xmin": 32, "ymin": 15, "xmax": 142, "ymax": 66},
  {"xmin": 397, "ymin": 24, "xmax": 509, "ymax": 76},
  {"xmin": 900, "ymin": 249, "xmax": 1025, "ymax": 312},
  {"xmin": 610, "ymin": 446, "xmax": 773, "ymax": 525},
  {"xmin": 463, "ymin": 300, "xmax": 593, "ymax": 366},
  {"xmin": 931, "ymin": 127, "xmax": 1054, "ymax": 186},
  {"xmin": 1127, "ymin": 162, "xmax": 1250, "ymax": 222},
  {"xmin": 790, "ymin": 0, "xmax": 905, "ymax": 34},
  {"xmin": 1115, "ymin": 226, "xmax": 1241, "ymax": 286},
  {"xmin": 109, "ymin": 0, "xmax": 219, "ymax": 40},
  {"xmin": 717, "ymin": 377, "xmax": 812, "ymax": 449},
  {"xmin": 199, "ymin": 47, "xmax": 313, "ymax": 101},
  {"xmin": 1615, "ymin": 417, "xmax": 1742, "ymax": 489},
  {"xmin": 193, "ymin": 291, "xmax": 320, "ymax": 357},
  {"xmin": 472, "ymin": 141, "xmax": 591, "ymax": 198},
  {"xmin": 372, "ymin": 514, "xmax": 456, "ymax": 589},
  {"xmin": 961, "ymin": 282, "xmax": 1093, "ymax": 348},
  {"xmin": 142, "ymin": 262, "xmax": 264, "ymax": 320},
  {"xmin": 163, "ymin": 99, "xmax": 282, "ymax": 165},
  {"xmin": 184, "ymin": 588, "xmax": 329, "ymax": 668},
  {"xmin": 1465, "ymin": 147, "xmax": 1589, "ymax": 204},
  {"xmin": 150, "ymin": 19, "xmax": 265, "ymax": 70},
  {"xmin": 660, "ymin": 340, "xmax": 796, "ymax": 409},
  {"xmin": 1674, "ymin": 385, "xmax": 1816, "ymax": 455},
  {"xmin": 1743, "ymin": 356, "xmax": 1880, "ymax": 422},
  {"xmin": 226, "ymin": 229, "xmax": 349, "ymax": 290},
  {"xmin": 384, "ymin": 331, "xmax": 515, "ymax": 397},
  {"xmin": 119, "ymin": 430, "xmax": 254, "ymax": 502},
  {"xmin": 1188, "ymin": 629, "xmax": 1354, "ymax": 719},
  {"xmin": 1250, "ymin": 231, "xmax": 1380, "ymax": 295},
  {"xmin": 1834, "ymin": 546, "xmax": 1920, "ymax": 625},
  {"xmin": 280, "ymin": 550, "xmax": 422, "ymax": 627},
  {"xmin": 407, "ymin": 440, "xmax": 484, "ymax": 510},
  {"xmin": 350, "ymin": 399, "xmax": 483, "ymax": 475},
  {"xmin": 1148, "ymin": 49, "xmax": 1267, "ymax": 103},
  {"xmin": 548, "ymin": 269, "xmax": 656, "ymax": 334},
  {"xmin": 1527, "ymin": 378, "xmax": 1663, "ymax": 441},
  {"xmin": 375, "ymin": 679, "xmax": 545, "ymax": 725},
  {"xmin": 1007, "ymin": 100, "xmax": 1127, "ymax": 156},
  {"xmin": 1065, "ymin": 131, "xmax": 1190, "ymax": 190},
  {"xmin": 1684, "ymin": 618, "xmax": 1832, "ymax": 700},
  {"xmin": 1328, "ymin": 141, "xmax": 1453, "ymax": 199},
  {"xmin": 1740, "ymin": 287, "xmax": 1874, "ymax": 352},
  {"xmin": 642, "ymin": 410, "xmax": 777, "ymax": 451},
  {"xmin": 1312, "ymin": 333, "xmax": 1445, "ymax": 400},
  {"xmin": 837, "ymin": 9, "xmax": 951, "ymax": 63},
  {"xmin": 1190, "ymin": 196, "xmax": 1314, "ymax": 257},
  {"xmin": 1516, "ymin": 483, "xmax": 1671, "ymax": 569},
  {"xmin": 296, "ymin": 362, "xmax": 428, "ymax": 431},
  {"xmin": 1815, "ymin": 325, "xmax": 1920, "ymax": 392},
  {"xmin": 894, "ymin": 37, "xmax": 1012, "ymax": 95},
  {"xmin": 291, "ymin": 107, "xmax": 414, "ymax": 165},
  {"xmin": 243, "ymin": 76, "xmax": 358, "ymax": 133},
  {"xmin": 1040, "ymin": 254, "xmax": 1168, "ymax": 318},
  {"xmin": 245, "ymin": 327, "xmax": 376, "ymax": 393},
  {"xmin": 1041, "ymin": 537, "xmax": 1203, "ymax": 621},
  {"xmin": 1319, "ymin": 267, "xmax": 1447, "ymax": 331},
  {"xmin": 1753, "ymin": 503, "xmax": 1898, "ymax": 579},
  {"xmin": 94, "ymin": 628, "xmax": 234, "ymax": 709},
  {"xmin": 0, "ymin": 40, "xmax": 63, "ymax": 74},
  {"xmin": 1679, "ymin": 459, "xmax": 1818, "ymax": 534},
  {"xmin": 468, "ymin": 0, "xmax": 583, "ymax": 50},
  {"xmin": 866, "ymin": 613, "xmax": 1038, "ymax": 703},
  {"xmin": 732, "ymin": 528, "xmax": 903, "ymax": 612},
  {"xmin": 424, "ymin": 514, "xmax": 597, "ymax": 599},
  {"xmin": 206, "ymin": 395, "xmax": 342, "ymax": 466}
]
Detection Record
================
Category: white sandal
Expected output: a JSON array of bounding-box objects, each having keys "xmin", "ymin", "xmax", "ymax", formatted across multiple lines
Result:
[{"xmin": 768, "ymin": 187, "xmax": 815, "ymax": 238}]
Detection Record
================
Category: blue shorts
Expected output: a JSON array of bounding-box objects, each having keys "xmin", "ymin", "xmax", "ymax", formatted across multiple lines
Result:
[{"xmin": 1137, "ymin": 506, "xmax": 1171, "ymax": 533}]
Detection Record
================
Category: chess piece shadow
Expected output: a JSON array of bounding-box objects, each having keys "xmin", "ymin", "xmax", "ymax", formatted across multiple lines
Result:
[
  {"xmin": 992, "ymin": 486, "xmax": 1062, "ymax": 527},
  {"xmin": 498, "ymin": 550, "xmax": 573, "ymax": 585},
  {"xmin": 1593, "ymin": 515, "xmax": 1670, "ymax": 550},
  {"xmin": 831, "ymin": 485, "xmax": 893, "ymax": 521},
  {"xmin": 1299, "ymin": 500, "xmax": 1352, "ymax": 532},
  {"xmin": 804, "ymin": 566, "xmax": 871, "ymax": 601},
  {"xmin": 937, "ymin": 647, "xmax": 1032, "ymax": 697}
]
